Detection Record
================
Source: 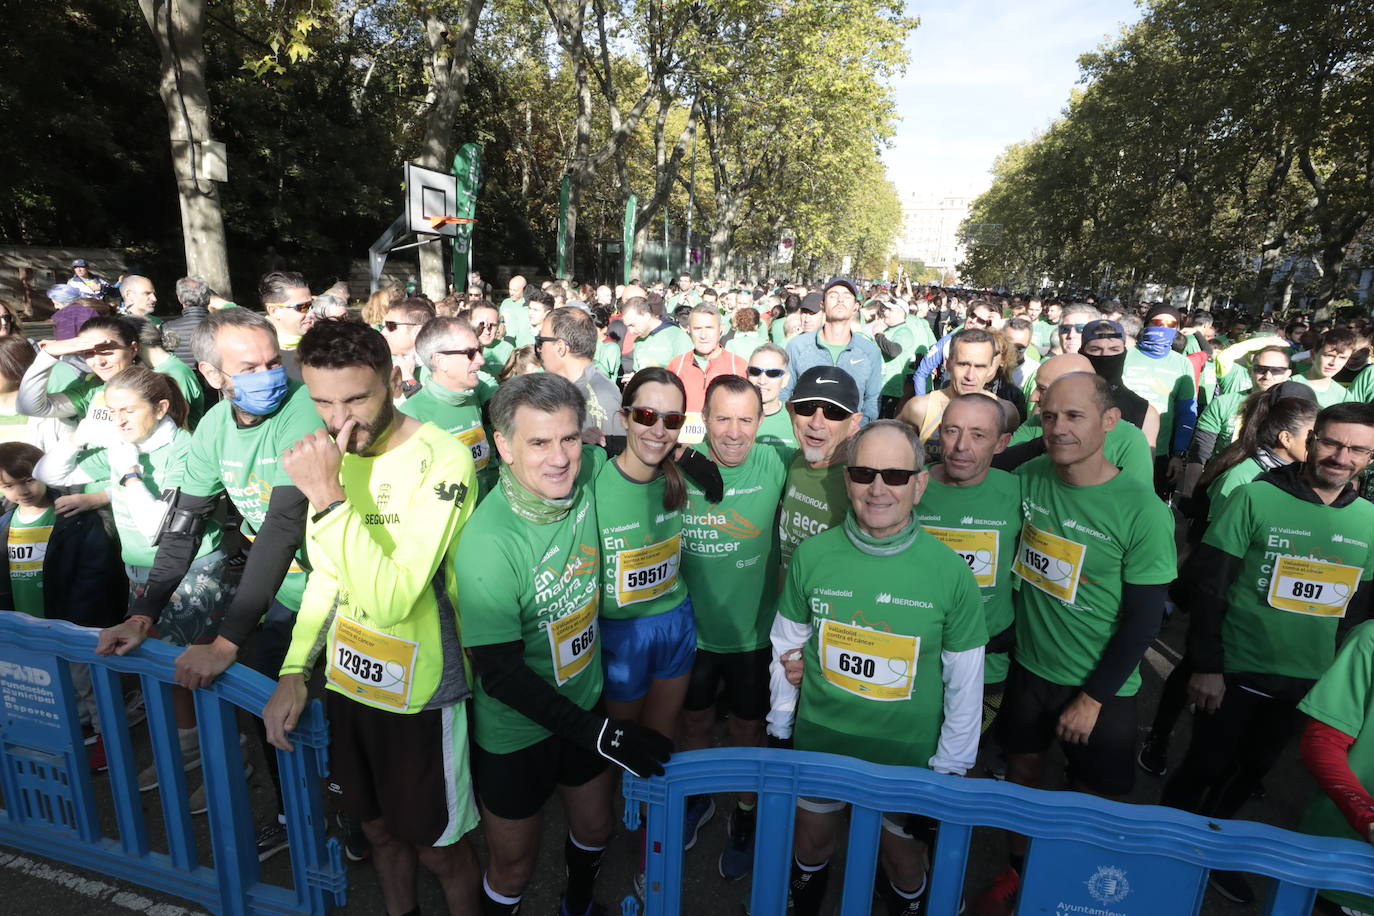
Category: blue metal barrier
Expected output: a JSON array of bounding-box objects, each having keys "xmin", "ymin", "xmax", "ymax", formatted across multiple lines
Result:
[
  {"xmin": 0, "ymin": 613, "xmax": 347, "ymax": 915},
  {"xmin": 623, "ymin": 748, "xmax": 1374, "ymax": 916}
]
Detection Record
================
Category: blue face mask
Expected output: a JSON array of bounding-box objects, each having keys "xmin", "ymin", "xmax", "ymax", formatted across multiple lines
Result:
[
  {"xmin": 1138, "ymin": 326, "xmax": 1178, "ymax": 358},
  {"xmin": 228, "ymin": 366, "xmax": 289, "ymax": 416}
]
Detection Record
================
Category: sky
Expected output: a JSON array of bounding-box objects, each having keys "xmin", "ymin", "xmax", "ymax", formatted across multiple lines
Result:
[{"xmin": 883, "ymin": 0, "xmax": 1144, "ymax": 203}]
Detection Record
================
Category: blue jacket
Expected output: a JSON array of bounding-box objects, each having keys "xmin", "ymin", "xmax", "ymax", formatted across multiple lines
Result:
[{"xmin": 783, "ymin": 329, "xmax": 883, "ymax": 422}]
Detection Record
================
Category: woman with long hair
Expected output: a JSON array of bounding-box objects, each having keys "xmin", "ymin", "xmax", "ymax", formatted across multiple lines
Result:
[{"xmin": 1197, "ymin": 384, "xmax": 1318, "ymax": 522}]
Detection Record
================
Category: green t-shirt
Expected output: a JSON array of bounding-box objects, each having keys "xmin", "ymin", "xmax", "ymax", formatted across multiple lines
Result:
[
  {"xmin": 1297, "ymin": 620, "xmax": 1374, "ymax": 912},
  {"xmin": 1009, "ymin": 416, "xmax": 1154, "ymax": 487},
  {"xmin": 1203, "ymin": 479, "xmax": 1374, "ymax": 679},
  {"xmin": 398, "ymin": 378, "xmax": 496, "ymax": 497},
  {"xmin": 1031, "ymin": 319, "xmax": 1055, "ymax": 353},
  {"xmin": 681, "ymin": 443, "xmax": 786, "ymax": 653},
  {"xmin": 457, "ymin": 451, "xmax": 605, "ymax": 753},
  {"xmin": 633, "ymin": 324, "xmax": 692, "ymax": 371},
  {"xmin": 778, "ymin": 455, "xmax": 849, "ymax": 575},
  {"xmin": 1205, "ymin": 457, "xmax": 1264, "ymax": 521},
  {"xmin": 152, "ymin": 354, "xmax": 206, "ymax": 426},
  {"xmin": 7, "ymin": 505, "xmax": 55, "ymax": 617},
  {"xmin": 180, "ymin": 380, "xmax": 324, "ymax": 611},
  {"xmin": 1196, "ymin": 389, "xmax": 1245, "ymax": 459},
  {"xmin": 917, "ymin": 471, "xmax": 1020, "ymax": 683},
  {"xmin": 778, "ymin": 521, "xmax": 987, "ymax": 766},
  {"xmin": 1347, "ymin": 364, "xmax": 1374, "ymax": 402},
  {"xmin": 500, "ymin": 299, "xmax": 535, "ymax": 349},
  {"xmin": 1012, "ymin": 456, "xmax": 1177, "ymax": 695},
  {"xmin": 593, "ymin": 459, "xmax": 686, "ymax": 619},
  {"xmin": 1293, "ymin": 374, "xmax": 1353, "ymax": 408},
  {"xmin": 77, "ymin": 426, "xmax": 221, "ymax": 567},
  {"xmin": 756, "ymin": 407, "xmax": 797, "ymax": 459},
  {"xmin": 724, "ymin": 331, "xmax": 767, "ymax": 360},
  {"xmin": 1122, "ymin": 348, "xmax": 1196, "ymax": 456},
  {"xmin": 878, "ymin": 323, "xmax": 930, "ymax": 397},
  {"xmin": 482, "ymin": 338, "xmax": 515, "ymax": 377},
  {"xmin": 595, "ymin": 341, "xmax": 622, "ymax": 382}
]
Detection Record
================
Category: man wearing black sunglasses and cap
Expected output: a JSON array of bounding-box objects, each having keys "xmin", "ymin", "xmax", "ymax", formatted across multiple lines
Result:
[
  {"xmin": 777, "ymin": 366, "xmax": 863, "ymax": 578},
  {"xmin": 768, "ymin": 418, "xmax": 987, "ymax": 916}
]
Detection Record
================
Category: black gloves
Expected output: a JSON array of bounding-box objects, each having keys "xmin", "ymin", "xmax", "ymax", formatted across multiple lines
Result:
[
  {"xmin": 677, "ymin": 448, "xmax": 724, "ymax": 503},
  {"xmin": 767, "ymin": 733, "xmax": 794, "ymax": 751},
  {"xmin": 592, "ymin": 718, "xmax": 673, "ymax": 777}
]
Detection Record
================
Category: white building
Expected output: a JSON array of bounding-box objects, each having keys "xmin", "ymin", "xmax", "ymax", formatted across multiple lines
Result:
[{"xmin": 899, "ymin": 194, "xmax": 973, "ymax": 280}]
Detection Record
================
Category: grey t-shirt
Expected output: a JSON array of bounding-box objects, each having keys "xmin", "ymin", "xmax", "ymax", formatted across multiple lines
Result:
[{"xmin": 575, "ymin": 363, "xmax": 626, "ymax": 437}]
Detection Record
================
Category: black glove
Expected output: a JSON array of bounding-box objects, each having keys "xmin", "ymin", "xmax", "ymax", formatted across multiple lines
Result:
[
  {"xmin": 593, "ymin": 718, "xmax": 672, "ymax": 777},
  {"xmin": 767, "ymin": 733, "xmax": 794, "ymax": 751},
  {"xmin": 677, "ymin": 448, "xmax": 724, "ymax": 502}
]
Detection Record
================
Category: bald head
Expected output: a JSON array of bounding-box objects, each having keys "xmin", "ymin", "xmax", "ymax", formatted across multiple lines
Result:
[{"xmin": 1032, "ymin": 353, "xmax": 1093, "ymax": 404}]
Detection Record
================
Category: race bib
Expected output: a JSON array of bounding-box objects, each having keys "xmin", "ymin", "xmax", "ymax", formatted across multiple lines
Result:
[
  {"xmin": 615, "ymin": 535, "xmax": 681, "ymax": 606},
  {"xmin": 548, "ymin": 597, "xmax": 598, "ymax": 686},
  {"xmin": 7, "ymin": 526, "xmax": 51, "ymax": 577},
  {"xmin": 457, "ymin": 424, "xmax": 491, "ymax": 470},
  {"xmin": 327, "ymin": 616, "xmax": 419, "ymax": 710},
  {"xmin": 819, "ymin": 619, "xmax": 918, "ymax": 701},
  {"xmin": 1267, "ymin": 555, "xmax": 1361, "ymax": 617},
  {"xmin": 1012, "ymin": 522, "xmax": 1086, "ymax": 604},
  {"xmin": 678, "ymin": 411, "xmax": 706, "ymax": 445},
  {"xmin": 924, "ymin": 526, "xmax": 999, "ymax": 587}
]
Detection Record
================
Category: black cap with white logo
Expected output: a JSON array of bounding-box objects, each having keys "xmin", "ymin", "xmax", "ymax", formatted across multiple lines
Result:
[{"xmin": 788, "ymin": 366, "xmax": 860, "ymax": 414}]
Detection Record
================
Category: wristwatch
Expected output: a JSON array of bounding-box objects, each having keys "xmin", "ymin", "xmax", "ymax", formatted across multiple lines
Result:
[{"xmin": 119, "ymin": 469, "xmax": 143, "ymax": 486}]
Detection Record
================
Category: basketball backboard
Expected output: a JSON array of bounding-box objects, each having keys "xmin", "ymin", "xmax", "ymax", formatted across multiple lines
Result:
[{"xmin": 405, "ymin": 162, "xmax": 459, "ymax": 237}]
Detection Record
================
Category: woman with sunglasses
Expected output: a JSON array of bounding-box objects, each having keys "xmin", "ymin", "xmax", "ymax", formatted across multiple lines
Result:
[
  {"xmin": 1180, "ymin": 347, "xmax": 1292, "ymax": 496},
  {"xmin": 593, "ymin": 367, "xmax": 697, "ymax": 743},
  {"xmin": 747, "ymin": 344, "xmax": 796, "ymax": 452}
]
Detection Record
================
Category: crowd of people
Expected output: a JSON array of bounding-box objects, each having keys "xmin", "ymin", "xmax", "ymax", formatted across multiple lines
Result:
[{"xmin": 6, "ymin": 261, "xmax": 1374, "ymax": 916}]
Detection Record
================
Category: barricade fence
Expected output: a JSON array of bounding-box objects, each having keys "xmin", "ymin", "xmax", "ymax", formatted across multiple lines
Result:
[
  {"xmin": 623, "ymin": 748, "xmax": 1374, "ymax": 916},
  {"xmin": 0, "ymin": 614, "xmax": 346, "ymax": 915}
]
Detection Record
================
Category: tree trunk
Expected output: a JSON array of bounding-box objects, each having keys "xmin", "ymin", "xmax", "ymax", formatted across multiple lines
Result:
[
  {"xmin": 138, "ymin": 0, "xmax": 231, "ymax": 297},
  {"xmin": 415, "ymin": 0, "xmax": 485, "ymax": 298}
]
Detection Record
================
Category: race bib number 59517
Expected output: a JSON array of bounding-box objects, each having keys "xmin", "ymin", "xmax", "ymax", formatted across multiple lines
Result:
[
  {"xmin": 1012, "ymin": 522, "xmax": 1086, "ymax": 604},
  {"xmin": 615, "ymin": 535, "xmax": 681, "ymax": 606}
]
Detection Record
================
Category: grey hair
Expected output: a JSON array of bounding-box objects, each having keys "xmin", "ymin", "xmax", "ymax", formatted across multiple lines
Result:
[
  {"xmin": 689, "ymin": 302, "xmax": 722, "ymax": 323},
  {"xmin": 1061, "ymin": 303, "xmax": 1102, "ymax": 323},
  {"xmin": 175, "ymin": 276, "xmax": 211, "ymax": 310},
  {"xmin": 488, "ymin": 372, "xmax": 586, "ymax": 440},
  {"xmin": 415, "ymin": 316, "xmax": 477, "ymax": 371},
  {"xmin": 749, "ymin": 342, "xmax": 789, "ymax": 366},
  {"xmin": 847, "ymin": 418, "xmax": 925, "ymax": 472},
  {"xmin": 191, "ymin": 307, "xmax": 279, "ymax": 371},
  {"xmin": 1120, "ymin": 314, "xmax": 1143, "ymax": 340}
]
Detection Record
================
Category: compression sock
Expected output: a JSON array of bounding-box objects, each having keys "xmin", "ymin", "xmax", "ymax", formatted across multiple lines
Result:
[
  {"xmin": 563, "ymin": 832, "xmax": 606, "ymax": 913},
  {"xmin": 789, "ymin": 857, "xmax": 831, "ymax": 916},
  {"xmin": 480, "ymin": 874, "xmax": 522, "ymax": 915},
  {"xmin": 884, "ymin": 873, "xmax": 927, "ymax": 916}
]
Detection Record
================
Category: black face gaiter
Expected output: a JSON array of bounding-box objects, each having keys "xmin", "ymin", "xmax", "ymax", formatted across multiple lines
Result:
[{"xmin": 1084, "ymin": 351, "xmax": 1127, "ymax": 386}]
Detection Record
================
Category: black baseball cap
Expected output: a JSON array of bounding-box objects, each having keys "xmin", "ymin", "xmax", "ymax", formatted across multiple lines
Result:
[
  {"xmin": 789, "ymin": 366, "xmax": 860, "ymax": 414},
  {"xmin": 799, "ymin": 292, "xmax": 823, "ymax": 313}
]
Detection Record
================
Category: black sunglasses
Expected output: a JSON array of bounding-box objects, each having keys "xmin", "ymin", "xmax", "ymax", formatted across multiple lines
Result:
[
  {"xmin": 437, "ymin": 348, "xmax": 480, "ymax": 360},
  {"xmin": 792, "ymin": 401, "xmax": 852, "ymax": 421},
  {"xmin": 535, "ymin": 335, "xmax": 562, "ymax": 347},
  {"xmin": 1253, "ymin": 364, "xmax": 1289, "ymax": 376},
  {"xmin": 747, "ymin": 366, "xmax": 786, "ymax": 379},
  {"xmin": 1059, "ymin": 323, "xmax": 1087, "ymax": 334},
  {"xmin": 846, "ymin": 466, "xmax": 919, "ymax": 486},
  {"xmin": 270, "ymin": 300, "xmax": 313, "ymax": 313},
  {"xmin": 383, "ymin": 320, "xmax": 423, "ymax": 332},
  {"xmin": 624, "ymin": 405, "xmax": 686, "ymax": 430}
]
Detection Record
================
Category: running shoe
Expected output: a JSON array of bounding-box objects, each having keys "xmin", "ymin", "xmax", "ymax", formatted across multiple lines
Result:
[
  {"xmin": 124, "ymin": 690, "xmax": 147, "ymax": 728},
  {"xmin": 557, "ymin": 898, "xmax": 606, "ymax": 916},
  {"xmin": 335, "ymin": 811, "xmax": 371, "ymax": 862},
  {"xmin": 255, "ymin": 820, "xmax": 289, "ymax": 861},
  {"xmin": 86, "ymin": 735, "xmax": 108, "ymax": 773},
  {"xmin": 718, "ymin": 806, "xmax": 756, "ymax": 880},
  {"xmin": 187, "ymin": 763, "xmax": 254, "ymax": 815},
  {"xmin": 1208, "ymin": 870, "xmax": 1255, "ymax": 905},
  {"xmin": 1136, "ymin": 733, "xmax": 1169, "ymax": 778},
  {"xmin": 683, "ymin": 795, "xmax": 716, "ymax": 851},
  {"xmin": 971, "ymin": 865, "xmax": 1020, "ymax": 916}
]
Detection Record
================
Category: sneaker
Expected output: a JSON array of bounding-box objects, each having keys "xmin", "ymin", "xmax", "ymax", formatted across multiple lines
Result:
[
  {"xmin": 255, "ymin": 820, "xmax": 289, "ymax": 862},
  {"xmin": 138, "ymin": 750, "xmax": 202, "ymax": 792},
  {"xmin": 985, "ymin": 755, "xmax": 1008, "ymax": 781},
  {"xmin": 81, "ymin": 723, "xmax": 100, "ymax": 747},
  {"xmin": 124, "ymin": 690, "xmax": 146, "ymax": 728},
  {"xmin": 86, "ymin": 735, "xmax": 108, "ymax": 773},
  {"xmin": 1136, "ymin": 734, "xmax": 1169, "ymax": 778},
  {"xmin": 557, "ymin": 898, "xmax": 606, "ymax": 916},
  {"xmin": 633, "ymin": 870, "xmax": 646, "ymax": 900},
  {"xmin": 971, "ymin": 866, "xmax": 1020, "ymax": 916},
  {"xmin": 1208, "ymin": 870, "xmax": 1255, "ymax": 905},
  {"xmin": 683, "ymin": 795, "xmax": 716, "ymax": 851},
  {"xmin": 718, "ymin": 807, "xmax": 756, "ymax": 880},
  {"xmin": 335, "ymin": 811, "xmax": 371, "ymax": 862},
  {"xmin": 187, "ymin": 763, "xmax": 254, "ymax": 815}
]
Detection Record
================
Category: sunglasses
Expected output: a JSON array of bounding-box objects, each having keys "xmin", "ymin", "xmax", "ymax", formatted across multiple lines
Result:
[
  {"xmin": 1253, "ymin": 364, "xmax": 1289, "ymax": 376},
  {"xmin": 1147, "ymin": 317, "xmax": 1178, "ymax": 328},
  {"xmin": 968, "ymin": 314, "xmax": 993, "ymax": 327},
  {"xmin": 473, "ymin": 322, "xmax": 497, "ymax": 334},
  {"xmin": 269, "ymin": 300, "xmax": 313, "ymax": 313},
  {"xmin": 535, "ymin": 335, "xmax": 562, "ymax": 347},
  {"xmin": 1059, "ymin": 323, "xmax": 1087, "ymax": 335},
  {"xmin": 846, "ymin": 466, "xmax": 919, "ymax": 486},
  {"xmin": 624, "ymin": 405, "xmax": 686, "ymax": 430},
  {"xmin": 437, "ymin": 348, "xmax": 480, "ymax": 360},
  {"xmin": 382, "ymin": 320, "xmax": 423, "ymax": 332},
  {"xmin": 747, "ymin": 366, "xmax": 786, "ymax": 379},
  {"xmin": 792, "ymin": 401, "xmax": 852, "ymax": 421}
]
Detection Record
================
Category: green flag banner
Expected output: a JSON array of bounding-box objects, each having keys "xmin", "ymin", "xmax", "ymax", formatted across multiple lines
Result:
[
  {"xmin": 622, "ymin": 194, "xmax": 637, "ymax": 286},
  {"xmin": 557, "ymin": 176, "xmax": 572, "ymax": 279},
  {"xmin": 450, "ymin": 143, "xmax": 482, "ymax": 289}
]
